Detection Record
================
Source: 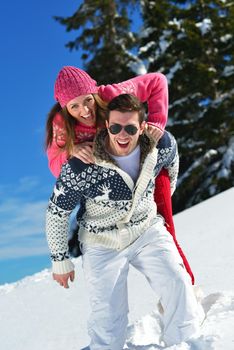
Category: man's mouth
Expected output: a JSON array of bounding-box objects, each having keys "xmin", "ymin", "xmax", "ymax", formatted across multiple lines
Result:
[{"xmin": 117, "ymin": 140, "xmax": 129, "ymax": 148}]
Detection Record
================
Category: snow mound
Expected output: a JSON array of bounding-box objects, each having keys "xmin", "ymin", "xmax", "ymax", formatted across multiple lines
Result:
[
  {"xmin": 0, "ymin": 188, "xmax": 233, "ymax": 349},
  {"xmin": 125, "ymin": 291, "xmax": 234, "ymax": 349}
]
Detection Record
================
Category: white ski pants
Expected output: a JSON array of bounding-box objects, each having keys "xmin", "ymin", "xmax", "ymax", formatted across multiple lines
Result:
[{"xmin": 82, "ymin": 220, "xmax": 201, "ymax": 349}]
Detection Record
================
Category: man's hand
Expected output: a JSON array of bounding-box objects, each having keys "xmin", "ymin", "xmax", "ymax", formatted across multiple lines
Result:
[
  {"xmin": 71, "ymin": 142, "xmax": 95, "ymax": 164},
  {"xmin": 53, "ymin": 271, "xmax": 75, "ymax": 289},
  {"xmin": 145, "ymin": 124, "xmax": 163, "ymax": 142}
]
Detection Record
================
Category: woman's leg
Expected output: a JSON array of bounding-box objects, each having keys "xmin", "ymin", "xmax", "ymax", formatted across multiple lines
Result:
[{"xmin": 154, "ymin": 169, "xmax": 195, "ymax": 284}]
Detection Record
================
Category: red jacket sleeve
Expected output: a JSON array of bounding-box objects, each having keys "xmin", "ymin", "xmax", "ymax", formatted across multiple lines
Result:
[
  {"xmin": 47, "ymin": 143, "xmax": 68, "ymax": 178},
  {"xmin": 98, "ymin": 73, "xmax": 168, "ymax": 131}
]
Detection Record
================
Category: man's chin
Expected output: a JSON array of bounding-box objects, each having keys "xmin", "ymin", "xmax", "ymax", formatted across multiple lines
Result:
[
  {"xmin": 115, "ymin": 148, "xmax": 131, "ymax": 156},
  {"xmin": 115, "ymin": 142, "xmax": 130, "ymax": 154}
]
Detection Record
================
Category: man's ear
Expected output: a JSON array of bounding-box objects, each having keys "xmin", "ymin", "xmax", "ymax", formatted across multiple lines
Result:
[
  {"xmin": 105, "ymin": 120, "xmax": 109, "ymax": 129},
  {"xmin": 139, "ymin": 121, "xmax": 146, "ymax": 134}
]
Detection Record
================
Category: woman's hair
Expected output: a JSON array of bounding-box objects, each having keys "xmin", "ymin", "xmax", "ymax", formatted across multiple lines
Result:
[
  {"xmin": 45, "ymin": 102, "xmax": 63, "ymax": 150},
  {"xmin": 45, "ymin": 94, "xmax": 108, "ymax": 156},
  {"xmin": 93, "ymin": 94, "xmax": 108, "ymax": 125}
]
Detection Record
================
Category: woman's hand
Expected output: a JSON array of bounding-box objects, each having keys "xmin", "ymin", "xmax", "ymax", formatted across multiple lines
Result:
[
  {"xmin": 145, "ymin": 124, "xmax": 163, "ymax": 142},
  {"xmin": 53, "ymin": 271, "xmax": 75, "ymax": 289},
  {"xmin": 71, "ymin": 141, "xmax": 95, "ymax": 164}
]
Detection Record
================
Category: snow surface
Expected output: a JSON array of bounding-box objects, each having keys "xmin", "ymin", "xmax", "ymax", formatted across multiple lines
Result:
[{"xmin": 0, "ymin": 188, "xmax": 234, "ymax": 350}]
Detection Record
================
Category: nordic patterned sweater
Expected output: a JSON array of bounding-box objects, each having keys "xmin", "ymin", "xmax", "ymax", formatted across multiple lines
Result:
[{"xmin": 46, "ymin": 130, "xmax": 179, "ymax": 274}]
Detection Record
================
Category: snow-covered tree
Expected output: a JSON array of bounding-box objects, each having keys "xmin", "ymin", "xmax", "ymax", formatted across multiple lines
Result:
[
  {"xmin": 55, "ymin": 0, "xmax": 234, "ymax": 212},
  {"xmin": 140, "ymin": 0, "xmax": 234, "ymax": 212},
  {"xmin": 54, "ymin": 0, "xmax": 142, "ymax": 84}
]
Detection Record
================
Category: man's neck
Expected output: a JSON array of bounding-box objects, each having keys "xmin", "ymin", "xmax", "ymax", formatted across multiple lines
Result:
[{"xmin": 109, "ymin": 145, "xmax": 141, "ymax": 183}]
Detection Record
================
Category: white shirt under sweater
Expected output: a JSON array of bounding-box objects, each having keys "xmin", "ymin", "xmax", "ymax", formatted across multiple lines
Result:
[{"xmin": 109, "ymin": 145, "xmax": 141, "ymax": 183}]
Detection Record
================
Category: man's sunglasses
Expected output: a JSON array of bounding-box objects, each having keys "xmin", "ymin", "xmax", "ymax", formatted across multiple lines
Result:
[{"xmin": 108, "ymin": 124, "xmax": 139, "ymax": 135}]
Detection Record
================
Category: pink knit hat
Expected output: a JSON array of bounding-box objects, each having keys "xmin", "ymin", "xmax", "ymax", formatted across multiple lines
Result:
[{"xmin": 54, "ymin": 66, "xmax": 99, "ymax": 107}]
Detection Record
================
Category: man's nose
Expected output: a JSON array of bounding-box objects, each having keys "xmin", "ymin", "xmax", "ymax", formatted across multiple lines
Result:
[{"xmin": 118, "ymin": 127, "xmax": 128, "ymax": 137}]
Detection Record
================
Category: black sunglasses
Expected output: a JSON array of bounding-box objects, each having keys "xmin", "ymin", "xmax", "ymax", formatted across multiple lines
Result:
[{"xmin": 108, "ymin": 124, "xmax": 139, "ymax": 135}]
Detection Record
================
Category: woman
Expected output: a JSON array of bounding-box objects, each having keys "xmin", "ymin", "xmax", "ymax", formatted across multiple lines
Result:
[{"xmin": 45, "ymin": 66, "xmax": 194, "ymax": 284}]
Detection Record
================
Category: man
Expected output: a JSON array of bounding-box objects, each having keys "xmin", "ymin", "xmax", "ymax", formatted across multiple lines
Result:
[{"xmin": 46, "ymin": 94, "xmax": 202, "ymax": 348}]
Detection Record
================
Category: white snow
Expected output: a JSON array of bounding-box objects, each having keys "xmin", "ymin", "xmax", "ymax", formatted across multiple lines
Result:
[
  {"xmin": 168, "ymin": 18, "xmax": 182, "ymax": 29},
  {"xmin": 158, "ymin": 30, "xmax": 172, "ymax": 55},
  {"xmin": 212, "ymin": 88, "xmax": 234, "ymax": 107},
  {"xmin": 166, "ymin": 62, "xmax": 182, "ymax": 84},
  {"xmin": 208, "ymin": 67, "xmax": 216, "ymax": 73},
  {"xmin": 169, "ymin": 93, "xmax": 201, "ymax": 110},
  {"xmin": 223, "ymin": 65, "xmax": 234, "ymax": 77},
  {"xmin": 177, "ymin": 156, "xmax": 203, "ymax": 187},
  {"xmin": 139, "ymin": 27, "xmax": 155, "ymax": 39},
  {"xmin": 128, "ymin": 59, "xmax": 147, "ymax": 75},
  {"xmin": 0, "ymin": 188, "xmax": 234, "ymax": 350},
  {"xmin": 139, "ymin": 41, "xmax": 155, "ymax": 54},
  {"xmin": 218, "ymin": 136, "xmax": 234, "ymax": 179},
  {"xmin": 204, "ymin": 149, "xmax": 218, "ymax": 160},
  {"xmin": 220, "ymin": 34, "xmax": 232, "ymax": 43},
  {"xmin": 195, "ymin": 19, "xmax": 212, "ymax": 35}
]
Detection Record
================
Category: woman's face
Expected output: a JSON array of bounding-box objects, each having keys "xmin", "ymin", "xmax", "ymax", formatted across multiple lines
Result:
[{"xmin": 66, "ymin": 94, "xmax": 97, "ymax": 126}]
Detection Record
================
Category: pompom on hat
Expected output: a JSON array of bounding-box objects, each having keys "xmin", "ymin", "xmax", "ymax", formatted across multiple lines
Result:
[{"xmin": 54, "ymin": 66, "xmax": 99, "ymax": 107}]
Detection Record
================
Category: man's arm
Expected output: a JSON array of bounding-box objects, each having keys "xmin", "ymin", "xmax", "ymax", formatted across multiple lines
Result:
[
  {"xmin": 156, "ymin": 131, "xmax": 179, "ymax": 195},
  {"xmin": 163, "ymin": 132, "xmax": 179, "ymax": 195},
  {"xmin": 166, "ymin": 150, "xmax": 179, "ymax": 195},
  {"xmin": 45, "ymin": 161, "xmax": 84, "ymax": 286}
]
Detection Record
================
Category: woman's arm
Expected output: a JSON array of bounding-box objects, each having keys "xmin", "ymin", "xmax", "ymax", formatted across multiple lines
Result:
[
  {"xmin": 98, "ymin": 72, "xmax": 168, "ymax": 131},
  {"xmin": 47, "ymin": 143, "xmax": 69, "ymax": 177}
]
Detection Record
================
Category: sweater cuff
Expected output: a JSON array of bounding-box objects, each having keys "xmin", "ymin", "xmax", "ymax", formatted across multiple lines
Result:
[
  {"xmin": 52, "ymin": 259, "xmax": 75, "ymax": 274},
  {"xmin": 147, "ymin": 122, "xmax": 164, "ymax": 131}
]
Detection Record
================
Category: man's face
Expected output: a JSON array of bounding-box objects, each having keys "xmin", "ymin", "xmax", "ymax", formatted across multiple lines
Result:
[{"xmin": 106, "ymin": 110, "xmax": 145, "ymax": 156}]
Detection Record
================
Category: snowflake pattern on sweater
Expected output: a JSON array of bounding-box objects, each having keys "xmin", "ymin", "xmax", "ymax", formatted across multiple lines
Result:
[{"xmin": 46, "ymin": 131, "xmax": 179, "ymax": 269}]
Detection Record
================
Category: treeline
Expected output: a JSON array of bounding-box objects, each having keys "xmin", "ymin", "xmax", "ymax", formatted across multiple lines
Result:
[{"xmin": 54, "ymin": 0, "xmax": 234, "ymax": 213}]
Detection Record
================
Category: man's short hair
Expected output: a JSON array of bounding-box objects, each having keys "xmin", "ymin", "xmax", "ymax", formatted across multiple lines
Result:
[{"xmin": 106, "ymin": 94, "xmax": 146, "ymax": 123}]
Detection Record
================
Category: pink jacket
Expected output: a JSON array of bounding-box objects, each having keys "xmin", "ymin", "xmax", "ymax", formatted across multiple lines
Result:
[{"xmin": 47, "ymin": 72, "xmax": 168, "ymax": 177}]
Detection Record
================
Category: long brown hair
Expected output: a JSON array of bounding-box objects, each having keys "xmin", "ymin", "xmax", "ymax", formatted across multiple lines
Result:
[{"xmin": 45, "ymin": 94, "xmax": 108, "ymax": 156}]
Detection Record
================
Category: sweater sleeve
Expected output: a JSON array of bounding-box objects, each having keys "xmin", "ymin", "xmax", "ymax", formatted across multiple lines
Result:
[
  {"xmin": 47, "ymin": 113, "xmax": 69, "ymax": 178},
  {"xmin": 45, "ymin": 162, "xmax": 83, "ymax": 274},
  {"xmin": 166, "ymin": 151, "xmax": 179, "ymax": 195},
  {"xmin": 164, "ymin": 134, "xmax": 179, "ymax": 195},
  {"xmin": 98, "ymin": 73, "xmax": 168, "ymax": 131}
]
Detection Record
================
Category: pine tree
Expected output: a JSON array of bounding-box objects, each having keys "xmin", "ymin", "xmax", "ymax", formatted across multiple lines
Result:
[
  {"xmin": 55, "ymin": 0, "xmax": 234, "ymax": 212},
  {"xmin": 139, "ymin": 0, "xmax": 234, "ymax": 212},
  {"xmin": 54, "ymin": 0, "xmax": 141, "ymax": 84}
]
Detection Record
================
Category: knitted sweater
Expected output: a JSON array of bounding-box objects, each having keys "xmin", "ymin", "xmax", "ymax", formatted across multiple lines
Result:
[
  {"xmin": 47, "ymin": 113, "xmax": 96, "ymax": 177},
  {"xmin": 47, "ymin": 72, "xmax": 168, "ymax": 177},
  {"xmin": 46, "ymin": 130, "xmax": 179, "ymax": 274}
]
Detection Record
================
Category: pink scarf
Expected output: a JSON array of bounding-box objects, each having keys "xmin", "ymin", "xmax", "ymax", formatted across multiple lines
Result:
[{"xmin": 74, "ymin": 122, "xmax": 97, "ymax": 144}]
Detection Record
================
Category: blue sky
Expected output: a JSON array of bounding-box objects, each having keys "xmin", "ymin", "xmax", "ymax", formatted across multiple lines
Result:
[{"xmin": 0, "ymin": 0, "xmax": 85, "ymax": 284}]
